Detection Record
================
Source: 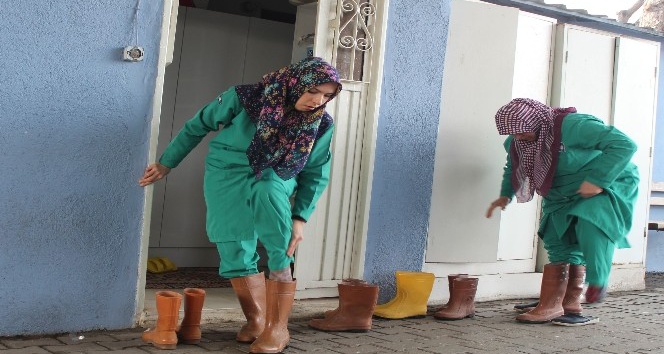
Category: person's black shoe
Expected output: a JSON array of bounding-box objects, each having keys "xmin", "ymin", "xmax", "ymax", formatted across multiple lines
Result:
[
  {"xmin": 551, "ymin": 313, "xmax": 599, "ymax": 326},
  {"xmin": 513, "ymin": 300, "xmax": 538, "ymax": 312}
]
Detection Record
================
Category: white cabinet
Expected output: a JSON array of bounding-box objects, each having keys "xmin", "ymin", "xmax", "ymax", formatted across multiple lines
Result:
[
  {"xmin": 425, "ymin": 0, "xmax": 659, "ymax": 301},
  {"xmin": 552, "ymin": 27, "xmax": 659, "ymax": 268},
  {"xmin": 611, "ymin": 38, "xmax": 659, "ymax": 265},
  {"xmin": 427, "ymin": 0, "xmax": 554, "ymax": 272}
]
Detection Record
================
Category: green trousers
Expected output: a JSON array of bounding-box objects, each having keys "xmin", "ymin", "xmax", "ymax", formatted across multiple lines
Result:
[
  {"xmin": 205, "ymin": 168, "xmax": 296, "ymax": 279},
  {"xmin": 541, "ymin": 216, "xmax": 615, "ymax": 287}
]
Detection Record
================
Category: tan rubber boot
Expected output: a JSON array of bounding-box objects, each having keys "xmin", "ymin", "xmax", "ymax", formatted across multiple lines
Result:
[
  {"xmin": 323, "ymin": 279, "xmax": 368, "ymax": 318},
  {"xmin": 517, "ymin": 263, "xmax": 569, "ymax": 323},
  {"xmin": 433, "ymin": 277, "xmax": 478, "ymax": 320},
  {"xmin": 372, "ymin": 272, "xmax": 434, "ymax": 319},
  {"xmin": 142, "ymin": 291, "xmax": 182, "ymax": 350},
  {"xmin": 176, "ymin": 288, "xmax": 205, "ymax": 344},
  {"xmin": 230, "ymin": 272, "xmax": 267, "ymax": 343},
  {"xmin": 249, "ymin": 279, "xmax": 296, "ymax": 354},
  {"xmin": 309, "ymin": 282, "xmax": 379, "ymax": 332}
]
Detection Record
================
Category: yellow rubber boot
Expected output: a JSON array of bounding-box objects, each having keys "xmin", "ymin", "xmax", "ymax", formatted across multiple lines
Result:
[
  {"xmin": 373, "ymin": 272, "xmax": 435, "ymax": 319},
  {"xmin": 374, "ymin": 271, "xmax": 424, "ymax": 311}
]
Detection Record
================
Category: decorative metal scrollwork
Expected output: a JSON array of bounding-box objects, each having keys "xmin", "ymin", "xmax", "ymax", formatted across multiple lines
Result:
[{"xmin": 338, "ymin": 0, "xmax": 375, "ymax": 52}]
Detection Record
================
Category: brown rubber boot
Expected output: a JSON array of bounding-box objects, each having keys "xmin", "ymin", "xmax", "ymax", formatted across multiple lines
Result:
[
  {"xmin": 142, "ymin": 291, "xmax": 182, "ymax": 350},
  {"xmin": 514, "ymin": 264, "xmax": 586, "ymax": 314},
  {"xmin": 249, "ymin": 279, "xmax": 296, "ymax": 354},
  {"xmin": 562, "ymin": 264, "xmax": 585, "ymax": 315},
  {"xmin": 517, "ymin": 263, "xmax": 569, "ymax": 323},
  {"xmin": 439, "ymin": 274, "xmax": 468, "ymax": 310},
  {"xmin": 309, "ymin": 282, "xmax": 379, "ymax": 332},
  {"xmin": 433, "ymin": 277, "xmax": 478, "ymax": 320},
  {"xmin": 230, "ymin": 272, "xmax": 267, "ymax": 343},
  {"xmin": 324, "ymin": 279, "xmax": 368, "ymax": 318},
  {"xmin": 176, "ymin": 288, "xmax": 206, "ymax": 344}
]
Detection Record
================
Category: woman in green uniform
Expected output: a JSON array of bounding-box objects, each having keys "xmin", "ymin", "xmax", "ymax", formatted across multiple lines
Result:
[
  {"xmin": 140, "ymin": 57, "xmax": 341, "ymax": 353},
  {"xmin": 486, "ymin": 98, "xmax": 639, "ymax": 325}
]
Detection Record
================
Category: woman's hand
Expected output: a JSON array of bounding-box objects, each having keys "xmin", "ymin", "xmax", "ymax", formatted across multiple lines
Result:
[
  {"xmin": 577, "ymin": 181, "xmax": 603, "ymax": 198},
  {"xmin": 287, "ymin": 219, "xmax": 305, "ymax": 257},
  {"xmin": 486, "ymin": 196, "xmax": 511, "ymax": 218},
  {"xmin": 138, "ymin": 163, "xmax": 171, "ymax": 187}
]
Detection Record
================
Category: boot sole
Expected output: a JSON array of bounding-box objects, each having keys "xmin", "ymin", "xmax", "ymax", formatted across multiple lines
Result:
[
  {"xmin": 308, "ymin": 325, "xmax": 370, "ymax": 332},
  {"xmin": 516, "ymin": 318, "xmax": 552, "ymax": 324},
  {"xmin": 372, "ymin": 314, "xmax": 426, "ymax": 320},
  {"xmin": 551, "ymin": 318, "xmax": 599, "ymax": 326},
  {"xmin": 152, "ymin": 342, "xmax": 177, "ymax": 350},
  {"xmin": 433, "ymin": 314, "xmax": 474, "ymax": 321},
  {"xmin": 249, "ymin": 344, "xmax": 289, "ymax": 353}
]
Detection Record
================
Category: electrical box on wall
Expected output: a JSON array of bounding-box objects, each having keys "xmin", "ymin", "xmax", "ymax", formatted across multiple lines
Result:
[{"xmin": 122, "ymin": 46, "xmax": 145, "ymax": 62}]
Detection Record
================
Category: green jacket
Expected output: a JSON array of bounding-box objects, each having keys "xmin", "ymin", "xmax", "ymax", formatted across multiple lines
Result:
[
  {"xmin": 159, "ymin": 87, "xmax": 333, "ymax": 223},
  {"xmin": 500, "ymin": 113, "xmax": 639, "ymax": 247}
]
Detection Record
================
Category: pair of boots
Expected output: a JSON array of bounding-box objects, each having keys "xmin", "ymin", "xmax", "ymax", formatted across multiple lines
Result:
[
  {"xmin": 371, "ymin": 271, "xmax": 478, "ymax": 320},
  {"xmin": 142, "ymin": 288, "xmax": 206, "ymax": 350},
  {"xmin": 515, "ymin": 263, "xmax": 586, "ymax": 323},
  {"xmin": 433, "ymin": 274, "xmax": 479, "ymax": 320},
  {"xmin": 230, "ymin": 272, "xmax": 296, "ymax": 354},
  {"xmin": 308, "ymin": 278, "xmax": 379, "ymax": 332}
]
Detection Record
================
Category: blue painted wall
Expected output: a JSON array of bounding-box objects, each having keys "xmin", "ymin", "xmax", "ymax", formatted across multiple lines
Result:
[
  {"xmin": 363, "ymin": 0, "xmax": 451, "ymax": 302},
  {"xmin": 646, "ymin": 46, "xmax": 664, "ymax": 272},
  {"xmin": 0, "ymin": 1, "xmax": 163, "ymax": 335}
]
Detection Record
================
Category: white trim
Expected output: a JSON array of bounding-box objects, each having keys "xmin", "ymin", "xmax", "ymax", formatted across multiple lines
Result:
[
  {"xmin": 430, "ymin": 273, "xmax": 543, "ymax": 303},
  {"xmin": 135, "ymin": 0, "xmax": 176, "ymax": 326},
  {"xmin": 295, "ymin": 286, "xmax": 339, "ymax": 300},
  {"xmin": 165, "ymin": 0, "xmax": 179, "ymax": 66},
  {"xmin": 429, "ymin": 265, "xmax": 645, "ymax": 303},
  {"xmin": 349, "ymin": 0, "xmax": 389, "ymax": 279},
  {"xmin": 652, "ymin": 182, "xmax": 664, "ymax": 192}
]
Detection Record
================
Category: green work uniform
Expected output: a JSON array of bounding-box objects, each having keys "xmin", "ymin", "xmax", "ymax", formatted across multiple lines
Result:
[
  {"xmin": 500, "ymin": 114, "xmax": 639, "ymax": 287},
  {"xmin": 159, "ymin": 87, "xmax": 333, "ymax": 278}
]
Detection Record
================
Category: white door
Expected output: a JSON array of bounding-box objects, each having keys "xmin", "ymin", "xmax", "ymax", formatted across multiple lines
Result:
[
  {"xmin": 294, "ymin": 0, "xmax": 386, "ymax": 298},
  {"xmin": 426, "ymin": 1, "xmax": 554, "ymax": 270},
  {"xmin": 551, "ymin": 26, "xmax": 616, "ymax": 122},
  {"xmin": 551, "ymin": 26, "xmax": 659, "ymax": 270},
  {"xmin": 611, "ymin": 37, "xmax": 659, "ymax": 264}
]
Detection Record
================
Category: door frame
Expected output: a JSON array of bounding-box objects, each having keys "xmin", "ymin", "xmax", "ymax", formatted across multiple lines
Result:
[
  {"xmin": 298, "ymin": 0, "xmax": 389, "ymax": 295},
  {"xmin": 136, "ymin": 0, "xmax": 178, "ymax": 325},
  {"xmin": 136, "ymin": 0, "xmax": 389, "ymax": 319},
  {"xmin": 345, "ymin": 0, "xmax": 389, "ymax": 279}
]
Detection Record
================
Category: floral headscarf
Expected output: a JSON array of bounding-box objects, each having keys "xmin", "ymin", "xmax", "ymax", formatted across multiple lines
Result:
[
  {"xmin": 494, "ymin": 98, "xmax": 576, "ymax": 202},
  {"xmin": 235, "ymin": 57, "xmax": 341, "ymax": 180}
]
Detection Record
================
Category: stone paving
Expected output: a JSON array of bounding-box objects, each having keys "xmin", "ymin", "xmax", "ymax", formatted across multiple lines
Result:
[{"xmin": 3, "ymin": 274, "xmax": 664, "ymax": 354}]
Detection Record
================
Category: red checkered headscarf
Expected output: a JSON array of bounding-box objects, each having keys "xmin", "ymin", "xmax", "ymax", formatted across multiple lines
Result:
[{"xmin": 494, "ymin": 98, "xmax": 576, "ymax": 202}]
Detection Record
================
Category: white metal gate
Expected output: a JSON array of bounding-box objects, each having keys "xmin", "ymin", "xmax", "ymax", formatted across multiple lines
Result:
[{"xmin": 294, "ymin": 0, "xmax": 387, "ymax": 298}]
